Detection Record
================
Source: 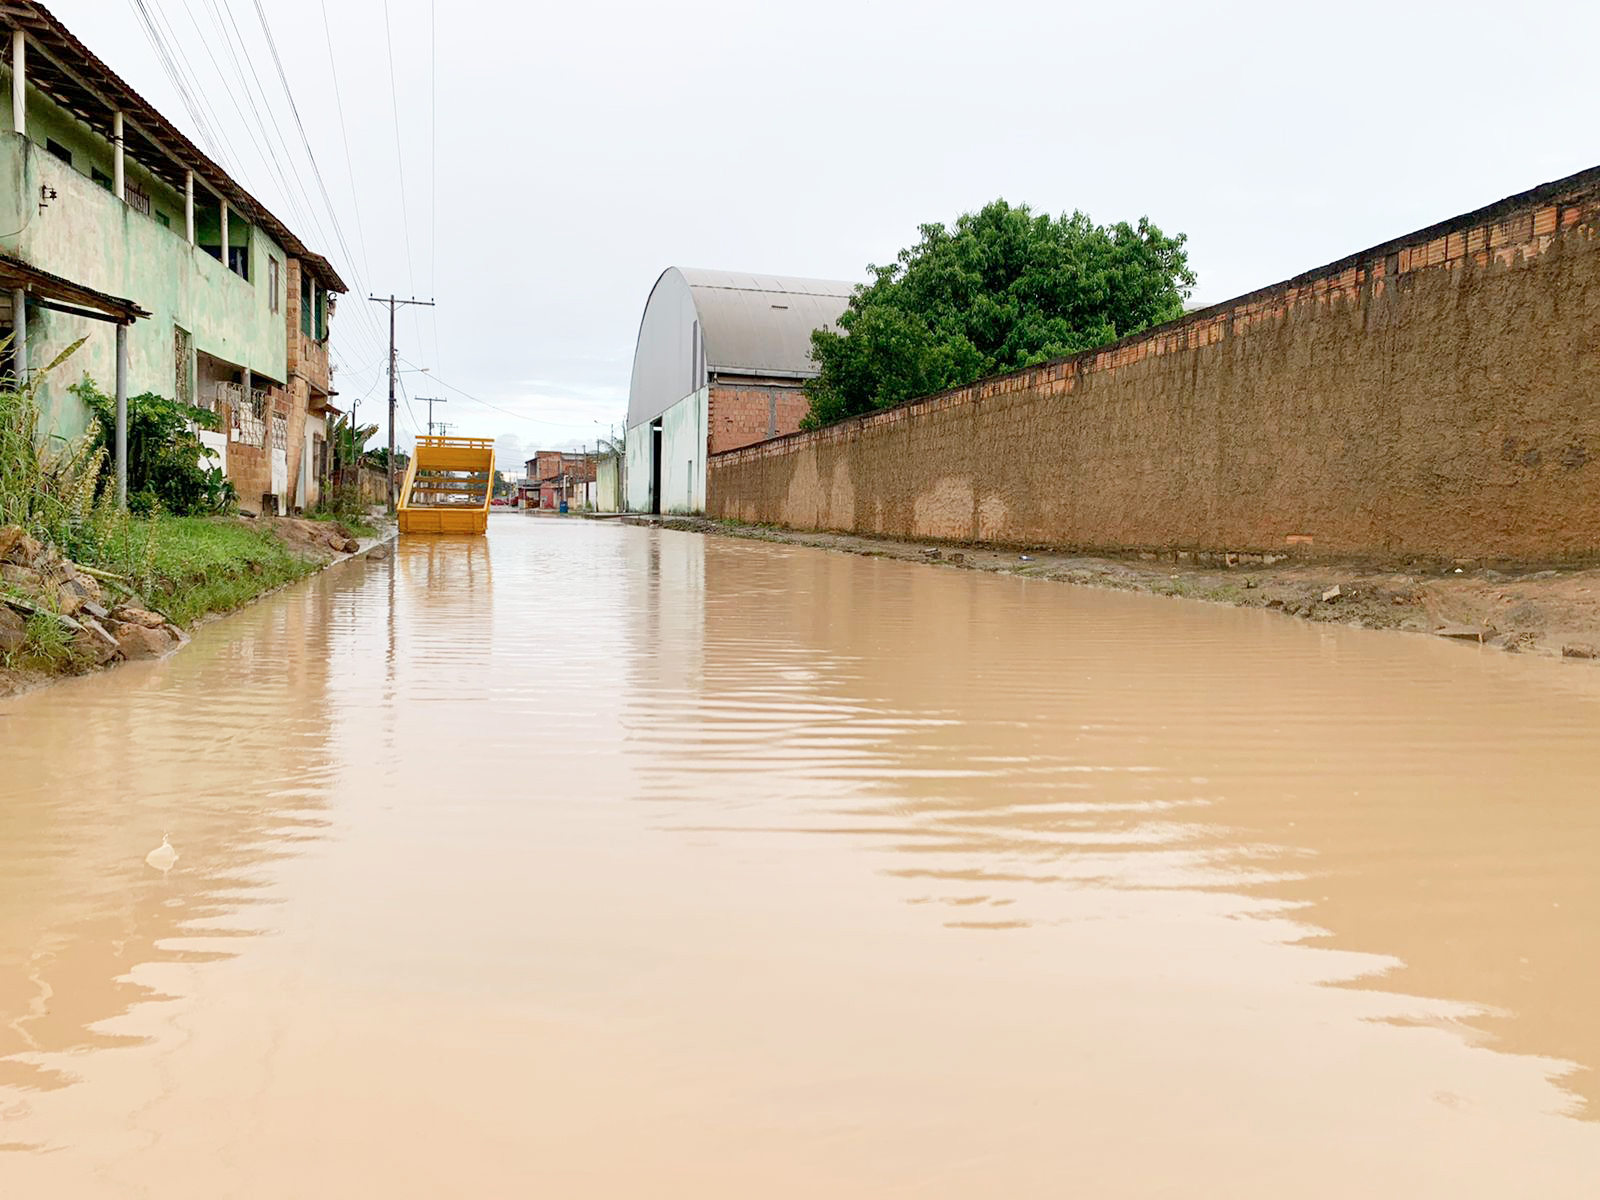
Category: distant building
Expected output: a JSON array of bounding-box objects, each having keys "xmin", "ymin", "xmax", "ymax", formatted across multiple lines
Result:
[
  {"xmin": 623, "ymin": 268, "xmax": 854, "ymax": 515},
  {"xmin": 522, "ymin": 451, "xmax": 596, "ymax": 511},
  {"xmin": 0, "ymin": 2, "xmax": 345, "ymax": 513}
]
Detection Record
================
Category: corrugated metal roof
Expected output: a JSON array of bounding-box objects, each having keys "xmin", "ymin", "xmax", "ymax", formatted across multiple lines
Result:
[{"xmin": 677, "ymin": 268, "xmax": 856, "ymax": 378}]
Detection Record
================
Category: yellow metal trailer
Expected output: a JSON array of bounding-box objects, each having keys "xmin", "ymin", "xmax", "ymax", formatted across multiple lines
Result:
[{"xmin": 397, "ymin": 435, "xmax": 495, "ymax": 534}]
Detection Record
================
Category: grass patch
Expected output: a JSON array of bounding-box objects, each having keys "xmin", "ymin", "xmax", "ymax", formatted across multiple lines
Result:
[
  {"xmin": 121, "ymin": 516, "xmax": 319, "ymax": 626},
  {"xmin": 307, "ymin": 509, "xmax": 377, "ymax": 538},
  {"xmin": 21, "ymin": 608, "xmax": 80, "ymax": 667}
]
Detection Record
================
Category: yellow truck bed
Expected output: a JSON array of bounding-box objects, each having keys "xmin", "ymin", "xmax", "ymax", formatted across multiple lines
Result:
[{"xmin": 397, "ymin": 435, "xmax": 495, "ymax": 535}]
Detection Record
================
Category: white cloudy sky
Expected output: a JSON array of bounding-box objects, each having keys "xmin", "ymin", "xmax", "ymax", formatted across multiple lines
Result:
[{"xmin": 45, "ymin": 0, "xmax": 1600, "ymax": 470}]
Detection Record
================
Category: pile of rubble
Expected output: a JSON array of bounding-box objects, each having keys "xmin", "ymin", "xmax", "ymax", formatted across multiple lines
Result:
[{"xmin": 0, "ymin": 525, "xmax": 184, "ymax": 668}]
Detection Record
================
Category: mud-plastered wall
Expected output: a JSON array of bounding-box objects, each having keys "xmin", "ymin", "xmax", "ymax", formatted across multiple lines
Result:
[{"xmin": 708, "ymin": 169, "xmax": 1600, "ymax": 563}]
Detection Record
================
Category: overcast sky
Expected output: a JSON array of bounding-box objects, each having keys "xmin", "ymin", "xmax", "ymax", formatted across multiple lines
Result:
[{"xmin": 46, "ymin": 0, "xmax": 1600, "ymax": 470}]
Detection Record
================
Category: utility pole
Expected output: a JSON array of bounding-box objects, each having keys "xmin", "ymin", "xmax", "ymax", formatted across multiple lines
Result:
[
  {"xmin": 420, "ymin": 396, "xmax": 446, "ymax": 436},
  {"xmin": 367, "ymin": 294, "xmax": 435, "ymax": 512}
]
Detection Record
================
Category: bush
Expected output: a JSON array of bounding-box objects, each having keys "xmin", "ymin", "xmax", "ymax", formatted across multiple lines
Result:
[
  {"xmin": 71, "ymin": 376, "xmax": 236, "ymax": 516},
  {"xmin": 309, "ymin": 481, "xmax": 376, "ymax": 535}
]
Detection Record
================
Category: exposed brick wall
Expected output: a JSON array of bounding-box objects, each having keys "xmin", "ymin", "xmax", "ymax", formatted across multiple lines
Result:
[
  {"xmin": 709, "ymin": 379, "xmax": 811, "ymax": 454},
  {"xmin": 708, "ymin": 166, "xmax": 1600, "ymax": 564}
]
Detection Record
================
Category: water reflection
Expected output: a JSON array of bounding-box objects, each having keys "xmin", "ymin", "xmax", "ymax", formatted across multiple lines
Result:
[
  {"xmin": 0, "ymin": 566, "xmax": 346, "ymax": 1106},
  {"xmin": 3, "ymin": 516, "xmax": 1599, "ymax": 1195},
  {"xmin": 625, "ymin": 533, "xmax": 1600, "ymax": 1122}
]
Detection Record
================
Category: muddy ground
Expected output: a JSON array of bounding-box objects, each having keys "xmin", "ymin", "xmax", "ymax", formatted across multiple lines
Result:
[{"xmin": 635, "ymin": 516, "xmax": 1600, "ymax": 662}]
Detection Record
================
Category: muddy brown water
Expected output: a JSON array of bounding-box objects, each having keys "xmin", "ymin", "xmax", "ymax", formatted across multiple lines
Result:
[{"xmin": 3, "ymin": 514, "xmax": 1599, "ymax": 1197}]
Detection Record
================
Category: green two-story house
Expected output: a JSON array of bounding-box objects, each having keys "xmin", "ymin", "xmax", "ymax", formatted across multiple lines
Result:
[{"xmin": 0, "ymin": 1, "xmax": 346, "ymax": 512}]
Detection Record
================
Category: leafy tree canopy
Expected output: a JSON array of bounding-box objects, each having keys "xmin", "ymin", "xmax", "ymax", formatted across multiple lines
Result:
[{"xmin": 803, "ymin": 200, "xmax": 1196, "ymax": 428}]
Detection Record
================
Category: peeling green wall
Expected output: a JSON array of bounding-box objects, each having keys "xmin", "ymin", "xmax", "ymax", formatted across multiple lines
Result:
[{"xmin": 1, "ymin": 130, "xmax": 288, "ymax": 441}]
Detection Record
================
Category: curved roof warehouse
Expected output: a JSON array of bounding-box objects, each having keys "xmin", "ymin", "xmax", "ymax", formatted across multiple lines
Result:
[{"xmin": 625, "ymin": 267, "xmax": 855, "ymax": 515}]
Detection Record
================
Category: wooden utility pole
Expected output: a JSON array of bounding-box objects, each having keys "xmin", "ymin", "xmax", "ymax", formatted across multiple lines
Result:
[
  {"xmin": 420, "ymin": 396, "xmax": 446, "ymax": 436},
  {"xmin": 367, "ymin": 294, "xmax": 435, "ymax": 512}
]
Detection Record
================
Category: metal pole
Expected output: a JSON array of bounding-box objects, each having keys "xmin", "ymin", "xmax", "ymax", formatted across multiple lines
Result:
[
  {"xmin": 10, "ymin": 288, "xmax": 24, "ymax": 382},
  {"xmin": 365, "ymin": 293, "xmax": 435, "ymax": 516},
  {"xmin": 420, "ymin": 396, "xmax": 445, "ymax": 436},
  {"xmin": 112, "ymin": 111, "xmax": 124, "ymax": 200},
  {"xmin": 386, "ymin": 295, "xmax": 396, "ymax": 513},
  {"xmin": 115, "ymin": 322, "xmax": 128, "ymax": 509},
  {"xmin": 11, "ymin": 30, "xmax": 25, "ymax": 136}
]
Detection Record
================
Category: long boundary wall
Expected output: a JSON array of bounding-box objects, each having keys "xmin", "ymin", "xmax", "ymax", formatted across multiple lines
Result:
[{"xmin": 708, "ymin": 167, "xmax": 1600, "ymax": 563}]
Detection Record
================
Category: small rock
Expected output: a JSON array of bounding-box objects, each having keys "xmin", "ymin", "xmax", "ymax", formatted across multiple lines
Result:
[
  {"xmin": 949, "ymin": 552, "xmax": 966, "ymax": 566},
  {"xmin": 366, "ymin": 545, "xmax": 389, "ymax": 561},
  {"xmin": 113, "ymin": 621, "xmax": 174, "ymax": 661},
  {"xmin": 0, "ymin": 526, "xmax": 24, "ymax": 562},
  {"xmin": 56, "ymin": 586, "xmax": 86, "ymax": 617},
  {"xmin": 1321, "ymin": 585, "xmax": 1342, "ymax": 602},
  {"xmin": 2, "ymin": 531, "xmax": 42, "ymax": 566},
  {"xmin": 1436, "ymin": 625, "xmax": 1490, "ymax": 643},
  {"xmin": 0, "ymin": 605, "xmax": 25, "ymax": 655},
  {"xmin": 1561, "ymin": 643, "xmax": 1597, "ymax": 660},
  {"xmin": 1019, "ymin": 554, "xmax": 1034, "ymax": 563},
  {"xmin": 74, "ymin": 616, "xmax": 120, "ymax": 665},
  {"xmin": 82, "ymin": 600, "xmax": 111, "ymax": 621},
  {"xmin": 339, "ymin": 538, "xmax": 359, "ymax": 553},
  {"xmin": 1, "ymin": 562, "xmax": 42, "ymax": 590},
  {"xmin": 112, "ymin": 605, "xmax": 168, "ymax": 630}
]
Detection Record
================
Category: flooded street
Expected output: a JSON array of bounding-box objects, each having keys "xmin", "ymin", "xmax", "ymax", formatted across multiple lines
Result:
[{"xmin": 4, "ymin": 513, "xmax": 1600, "ymax": 1197}]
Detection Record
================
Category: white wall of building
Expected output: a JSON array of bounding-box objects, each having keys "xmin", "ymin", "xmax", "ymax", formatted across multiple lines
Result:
[{"xmin": 624, "ymin": 386, "xmax": 706, "ymax": 514}]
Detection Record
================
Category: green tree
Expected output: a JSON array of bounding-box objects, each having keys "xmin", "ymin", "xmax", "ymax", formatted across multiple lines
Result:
[
  {"xmin": 327, "ymin": 413, "xmax": 380, "ymax": 474},
  {"xmin": 803, "ymin": 200, "xmax": 1196, "ymax": 428},
  {"xmin": 71, "ymin": 376, "xmax": 234, "ymax": 515}
]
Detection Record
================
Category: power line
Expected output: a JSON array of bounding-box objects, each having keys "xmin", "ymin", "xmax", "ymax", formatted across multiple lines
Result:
[
  {"xmin": 318, "ymin": 0, "xmax": 373, "ymax": 287},
  {"xmin": 370, "ymin": 295, "xmax": 435, "ymax": 511},
  {"xmin": 125, "ymin": 0, "xmax": 230, "ymax": 165},
  {"xmin": 192, "ymin": 0, "xmax": 387, "ymax": 357},
  {"xmin": 249, "ymin": 0, "xmax": 376, "ymax": 344},
  {"xmin": 428, "ymin": 0, "xmax": 441, "ymax": 379},
  {"xmin": 145, "ymin": 0, "xmax": 238, "ymax": 169},
  {"xmin": 380, "ymin": 0, "xmax": 423, "ymax": 357},
  {"xmin": 396, "ymin": 356, "xmax": 620, "ymax": 432}
]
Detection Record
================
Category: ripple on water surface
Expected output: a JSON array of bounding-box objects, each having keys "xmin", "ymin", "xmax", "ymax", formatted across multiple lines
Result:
[{"xmin": 2, "ymin": 513, "xmax": 1600, "ymax": 1196}]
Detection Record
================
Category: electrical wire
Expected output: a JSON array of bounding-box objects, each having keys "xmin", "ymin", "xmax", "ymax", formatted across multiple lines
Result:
[
  {"xmin": 194, "ymin": 0, "xmax": 387, "ymax": 356},
  {"xmin": 125, "ymin": 0, "xmax": 230, "ymax": 165},
  {"xmin": 249, "ymin": 0, "xmax": 375, "ymax": 342},
  {"xmin": 380, "ymin": 0, "xmax": 423, "ymax": 356},
  {"xmin": 318, "ymin": 0, "xmax": 373, "ymax": 287},
  {"xmin": 428, "ymin": 0, "xmax": 441, "ymax": 378},
  {"xmin": 396, "ymin": 357, "xmax": 620, "ymax": 432}
]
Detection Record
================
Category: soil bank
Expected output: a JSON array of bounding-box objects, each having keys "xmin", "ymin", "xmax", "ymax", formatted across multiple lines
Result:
[{"xmin": 631, "ymin": 515, "xmax": 1600, "ymax": 662}]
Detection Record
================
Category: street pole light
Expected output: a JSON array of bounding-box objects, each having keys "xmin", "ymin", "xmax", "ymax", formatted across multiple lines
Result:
[{"xmin": 367, "ymin": 293, "xmax": 436, "ymax": 513}]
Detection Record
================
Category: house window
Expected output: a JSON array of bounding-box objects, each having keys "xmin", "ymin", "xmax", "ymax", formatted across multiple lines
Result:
[
  {"xmin": 300, "ymin": 273, "xmax": 312, "ymax": 336},
  {"xmin": 91, "ymin": 167, "xmax": 112, "ymax": 190},
  {"xmin": 45, "ymin": 138, "xmax": 72, "ymax": 165},
  {"xmin": 268, "ymin": 257, "xmax": 280, "ymax": 313},
  {"xmin": 229, "ymin": 243, "xmax": 249, "ymax": 281},
  {"xmin": 126, "ymin": 183, "xmax": 151, "ymax": 217},
  {"xmin": 155, "ymin": 210, "xmax": 171, "ymax": 229}
]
